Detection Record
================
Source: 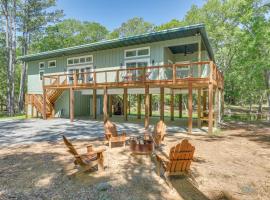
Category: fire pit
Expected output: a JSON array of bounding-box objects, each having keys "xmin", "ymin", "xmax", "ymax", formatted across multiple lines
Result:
[{"xmin": 129, "ymin": 135, "xmax": 154, "ymax": 155}]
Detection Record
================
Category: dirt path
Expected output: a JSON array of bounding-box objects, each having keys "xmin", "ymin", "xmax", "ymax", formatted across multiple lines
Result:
[{"xmin": 0, "ymin": 121, "xmax": 269, "ymax": 200}]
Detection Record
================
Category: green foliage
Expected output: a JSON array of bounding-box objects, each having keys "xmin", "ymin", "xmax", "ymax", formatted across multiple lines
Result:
[
  {"xmin": 155, "ymin": 19, "xmax": 185, "ymax": 31},
  {"xmin": 32, "ymin": 19, "xmax": 109, "ymax": 52},
  {"xmin": 108, "ymin": 17, "xmax": 154, "ymax": 38}
]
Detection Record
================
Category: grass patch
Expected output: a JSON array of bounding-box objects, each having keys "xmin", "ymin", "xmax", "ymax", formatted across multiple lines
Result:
[{"xmin": 0, "ymin": 113, "xmax": 26, "ymax": 120}]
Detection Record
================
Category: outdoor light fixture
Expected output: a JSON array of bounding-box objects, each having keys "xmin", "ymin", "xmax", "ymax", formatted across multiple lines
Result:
[{"xmin": 152, "ymin": 59, "xmax": 155, "ymax": 65}]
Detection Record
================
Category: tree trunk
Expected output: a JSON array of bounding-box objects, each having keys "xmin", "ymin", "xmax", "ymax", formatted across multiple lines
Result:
[
  {"xmin": 18, "ymin": 33, "xmax": 28, "ymax": 113},
  {"xmin": 257, "ymin": 95, "xmax": 263, "ymax": 120},
  {"xmin": 264, "ymin": 69, "xmax": 270, "ymax": 121}
]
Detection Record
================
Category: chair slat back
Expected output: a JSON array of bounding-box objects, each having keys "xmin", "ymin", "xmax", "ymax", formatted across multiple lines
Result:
[
  {"xmin": 166, "ymin": 139, "xmax": 195, "ymax": 173},
  {"xmin": 104, "ymin": 120, "xmax": 118, "ymax": 138},
  {"xmin": 63, "ymin": 135, "xmax": 79, "ymax": 156}
]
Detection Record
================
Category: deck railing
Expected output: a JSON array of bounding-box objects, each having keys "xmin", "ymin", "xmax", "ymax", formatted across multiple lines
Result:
[{"xmin": 43, "ymin": 61, "xmax": 223, "ymax": 88}]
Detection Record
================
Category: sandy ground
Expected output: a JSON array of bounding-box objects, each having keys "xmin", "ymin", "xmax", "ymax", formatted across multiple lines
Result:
[{"xmin": 0, "ymin": 119, "xmax": 269, "ymax": 200}]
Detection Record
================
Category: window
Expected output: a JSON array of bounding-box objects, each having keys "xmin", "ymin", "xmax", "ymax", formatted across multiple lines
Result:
[
  {"xmin": 39, "ymin": 71, "xmax": 44, "ymax": 80},
  {"xmin": 125, "ymin": 47, "xmax": 150, "ymax": 58},
  {"xmin": 67, "ymin": 55, "xmax": 93, "ymax": 66},
  {"xmin": 39, "ymin": 62, "xmax": 45, "ymax": 70},
  {"xmin": 125, "ymin": 59, "xmax": 150, "ymax": 79},
  {"xmin": 48, "ymin": 60, "xmax": 56, "ymax": 68}
]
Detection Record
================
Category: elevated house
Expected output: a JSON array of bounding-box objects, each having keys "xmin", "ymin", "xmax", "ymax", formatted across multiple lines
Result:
[{"xmin": 21, "ymin": 24, "xmax": 224, "ymax": 134}]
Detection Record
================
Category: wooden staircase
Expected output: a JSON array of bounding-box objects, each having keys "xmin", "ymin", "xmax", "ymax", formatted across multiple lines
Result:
[{"xmin": 26, "ymin": 87, "xmax": 65, "ymax": 118}]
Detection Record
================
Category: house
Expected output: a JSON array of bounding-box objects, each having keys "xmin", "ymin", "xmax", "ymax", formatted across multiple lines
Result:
[{"xmin": 21, "ymin": 24, "xmax": 224, "ymax": 134}]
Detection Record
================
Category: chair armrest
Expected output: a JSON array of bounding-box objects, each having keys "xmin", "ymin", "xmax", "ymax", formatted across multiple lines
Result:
[{"xmin": 156, "ymin": 152, "xmax": 170, "ymax": 163}]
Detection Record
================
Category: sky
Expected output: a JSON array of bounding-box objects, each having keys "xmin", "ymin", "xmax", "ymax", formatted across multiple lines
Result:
[{"xmin": 56, "ymin": 0, "xmax": 205, "ymax": 31}]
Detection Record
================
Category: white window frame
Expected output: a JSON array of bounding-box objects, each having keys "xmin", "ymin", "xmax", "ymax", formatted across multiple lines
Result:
[
  {"xmin": 124, "ymin": 58, "xmax": 150, "ymax": 68},
  {"xmin": 124, "ymin": 47, "xmax": 150, "ymax": 59},
  {"xmin": 48, "ymin": 60, "xmax": 56, "ymax": 68},
  {"xmin": 39, "ymin": 62, "xmax": 45, "ymax": 70},
  {"xmin": 67, "ymin": 64, "xmax": 94, "ymax": 84},
  {"xmin": 67, "ymin": 55, "xmax": 93, "ymax": 66}
]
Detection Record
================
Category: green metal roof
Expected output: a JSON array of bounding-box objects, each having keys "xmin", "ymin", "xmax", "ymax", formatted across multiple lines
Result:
[{"xmin": 20, "ymin": 24, "xmax": 214, "ymax": 62}]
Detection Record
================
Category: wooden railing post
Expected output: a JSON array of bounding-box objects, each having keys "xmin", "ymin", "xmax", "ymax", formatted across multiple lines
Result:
[
  {"xmin": 93, "ymin": 72, "xmax": 96, "ymax": 86},
  {"xmin": 116, "ymin": 70, "xmax": 119, "ymax": 83},
  {"xmin": 173, "ymin": 64, "xmax": 176, "ymax": 84},
  {"xmin": 73, "ymin": 72, "xmax": 77, "ymax": 86}
]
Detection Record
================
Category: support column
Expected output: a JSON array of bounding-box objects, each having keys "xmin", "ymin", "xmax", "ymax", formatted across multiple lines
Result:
[
  {"xmin": 137, "ymin": 94, "xmax": 141, "ymax": 119},
  {"xmin": 203, "ymin": 90, "xmax": 207, "ymax": 117},
  {"xmin": 69, "ymin": 88, "xmax": 74, "ymax": 122},
  {"xmin": 43, "ymin": 89, "xmax": 47, "ymax": 120},
  {"xmin": 160, "ymin": 87, "xmax": 164, "ymax": 121},
  {"xmin": 188, "ymin": 82, "xmax": 193, "ymax": 133},
  {"xmin": 31, "ymin": 96, "xmax": 34, "ymax": 118},
  {"xmin": 149, "ymin": 94, "xmax": 152, "ymax": 117},
  {"xmin": 123, "ymin": 88, "xmax": 128, "ymax": 121},
  {"xmin": 103, "ymin": 87, "xmax": 108, "ymax": 122},
  {"xmin": 128, "ymin": 95, "xmax": 131, "ymax": 115},
  {"xmin": 145, "ymin": 85, "xmax": 150, "ymax": 129},
  {"xmin": 208, "ymin": 62, "xmax": 214, "ymax": 134},
  {"xmin": 197, "ymin": 33, "xmax": 202, "ymax": 128},
  {"xmin": 197, "ymin": 89, "xmax": 202, "ymax": 128},
  {"xmin": 179, "ymin": 94, "xmax": 182, "ymax": 118},
  {"xmin": 92, "ymin": 89, "xmax": 97, "ymax": 119},
  {"xmin": 109, "ymin": 95, "xmax": 113, "ymax": 117},
  {"xmin": 214, "ymin": 88, "xmax": 219, "ymax": 128},
  {"xmin": 170, "ymin": 89, "xmax": 174, "ymax": 121},
  {"xmin": 221, "ymin": 90, "xmax": 224, "ymax": 120}
]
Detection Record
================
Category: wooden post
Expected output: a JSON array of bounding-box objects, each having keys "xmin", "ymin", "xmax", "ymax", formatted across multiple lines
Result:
[
  {"xmin": 188, "ymin": 82, "xmax": 193, "ymax": 133},
  {"xmin": 137, "ymin": 94, "xmax": 141, "ymax": 119},
  {"xmin": 197, "ymin": 89, "xmax": 202, "ymax": 128},
  {"xmin": 214, "ymin": 88, "xmax": 219, "ymax": 128},
  {"xmin": 31, "ymin": 96, "xmax": 34, "ymax": 118},
  {"xmin": 103, "ymin": 87, "xmax": 108, "ymax": 122},
  {"xmin": 221, "ymin": 90, "xmax": 224, "ymax": 120},
  {"xmin": 69, "ymin": 88, "xmax": 74, "ymax": 122},
  {"xmin": 197, "ymin": 35, "xmax": 202, "ymax": 128},
  {"xmin": 208, "ymin": 61, "xmax": 214, "ymax": 134},
  {"xmin": 203, "ymin": 90, "xmax": 207, "ymax": 117},
  {"xmin": 123, "ymin": 88, "xmax": 128, "ymax": 121},
  {"xmin": 128, "ymin": 95, "xmax": 131, "ymax": 115},
  {"xmin": 160, "ymin": 87, "xmax": 164, "ymax": 121},
  {"xmin": 179, "ymin": 94, "xmax": 182, "ymax": 118},
  {"xmin": 92, "ymin": 89, "xmax": 97, "ymax": 119},
  {"xmin": 109, "ymin": 95, "xmax": 113, "ymax": 117},
  {"xmin": 145, "ymin": 85, "xmax": 150, "ymax": 129},
  {"xmin": 170, "ymin": 89, "xmax": 174, "ymax": 121},
  {"xmin": 43, "ymin": 89, "xmax": 47, "ymax": 120},
  {"xmin": 149, "ymin": 94, "xmax": 152, "ymax": 117}
]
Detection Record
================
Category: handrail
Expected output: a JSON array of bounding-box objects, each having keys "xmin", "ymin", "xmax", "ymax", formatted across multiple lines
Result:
[{"xmin": 42, "ymin": 61, "xmax": 223, "ymax": 88}]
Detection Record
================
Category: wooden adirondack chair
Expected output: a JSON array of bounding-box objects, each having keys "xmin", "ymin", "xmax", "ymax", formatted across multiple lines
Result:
[
  {"xmin": 156, "ymin": 139, "xmax": 195, "ymax": 177},
  {"xmin": 152, "ymin": 120, "xmax": 166, "ymax": 146},
  {"xmin": 62, "ymin": 135, "xmax": 105, "ymax": 172},
  {"xmin": 104, "ymin": 120, "xmax": 127, "ymax": 148}
]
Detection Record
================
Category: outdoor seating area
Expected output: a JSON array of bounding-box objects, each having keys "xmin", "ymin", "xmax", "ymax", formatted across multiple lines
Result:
[{"xmin": 63, "ymin": 120, "xmax": 195, "ymax": 188}]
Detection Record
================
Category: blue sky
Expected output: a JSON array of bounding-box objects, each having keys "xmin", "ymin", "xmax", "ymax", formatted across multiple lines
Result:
[{"xmin": 56, "ymin": 0, "xmax": 204, "ymax": 30}]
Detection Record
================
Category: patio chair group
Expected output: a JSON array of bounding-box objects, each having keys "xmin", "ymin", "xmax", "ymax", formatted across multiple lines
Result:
[{"xmin": 63, "ymin": 119, "xmax": 195, "ymax": 185}]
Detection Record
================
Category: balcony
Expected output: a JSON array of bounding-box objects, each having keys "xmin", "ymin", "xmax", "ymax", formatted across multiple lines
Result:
[{"xmin": 43, "ymin": 61, "xmax": 223, "ymax": 89}]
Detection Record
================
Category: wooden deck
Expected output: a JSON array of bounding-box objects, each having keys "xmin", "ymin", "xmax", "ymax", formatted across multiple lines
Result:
[{"xmin": 26, "ymin": 60, "xmax": 224, "ymax": 134}]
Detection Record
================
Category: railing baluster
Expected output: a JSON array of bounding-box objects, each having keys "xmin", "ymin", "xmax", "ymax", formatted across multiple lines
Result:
[{"xmin": 173, "ymin": 64, "xmax": 176, "ymax": 84}]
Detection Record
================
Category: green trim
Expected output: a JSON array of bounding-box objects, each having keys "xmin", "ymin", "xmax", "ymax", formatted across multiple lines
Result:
[{"xmin": 19, "ymin": 24, "xmax": 214, "ymax": 62}]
